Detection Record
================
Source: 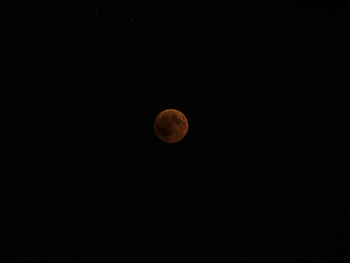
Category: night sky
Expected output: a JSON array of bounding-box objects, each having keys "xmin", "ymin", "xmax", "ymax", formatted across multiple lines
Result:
[{"xmin": 2, "ymin": 2, "xmax": 350, "ymax": 262}]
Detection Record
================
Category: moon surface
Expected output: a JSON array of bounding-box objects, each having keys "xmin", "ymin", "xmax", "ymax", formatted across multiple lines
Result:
[{"xmin": 154, "ymin": 109, "xmax": 189, "ymax": 143}]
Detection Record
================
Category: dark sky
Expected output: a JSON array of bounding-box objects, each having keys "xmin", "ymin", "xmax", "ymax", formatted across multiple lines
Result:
[{"xmin": 2, "ymin": 2, "xmax": 350, "ymax": 262}]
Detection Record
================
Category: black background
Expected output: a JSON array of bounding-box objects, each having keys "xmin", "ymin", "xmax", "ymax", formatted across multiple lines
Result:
[{"xmin": 2, "ymin": 2, "xmax": 350, "ymax": 262}]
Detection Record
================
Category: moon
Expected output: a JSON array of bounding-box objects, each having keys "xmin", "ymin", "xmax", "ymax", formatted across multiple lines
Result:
[{"xmin": 154, "ymin": 109, "xmax": 189, "ymax": 143}]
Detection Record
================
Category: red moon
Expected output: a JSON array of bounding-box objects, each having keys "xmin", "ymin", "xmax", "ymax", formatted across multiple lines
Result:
[{"xmin": 154, "ymin": 109, "xmax": 189, "ymax": 143}]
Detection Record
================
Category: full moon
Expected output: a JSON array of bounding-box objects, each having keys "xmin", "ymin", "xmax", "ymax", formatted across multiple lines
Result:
[{"xmin": 154, "ymin": 109, "xmax": 189, "ymax": 143}]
